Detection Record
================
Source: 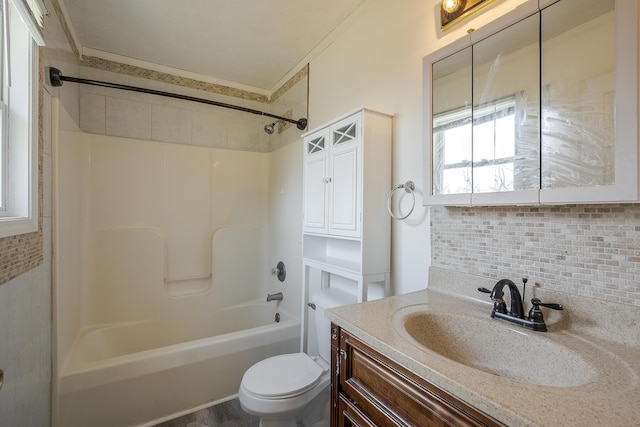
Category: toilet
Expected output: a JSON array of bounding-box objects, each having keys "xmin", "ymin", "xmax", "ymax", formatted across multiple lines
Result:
[{"xmin": 239, "ymin": 288, "xmax": 354, "ymax": 427}]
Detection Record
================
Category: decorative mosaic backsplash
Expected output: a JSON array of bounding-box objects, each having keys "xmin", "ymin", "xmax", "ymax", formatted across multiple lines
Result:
[{"xmin": 431, "ymin": 205, "xmax": 640, "ymax": 307}]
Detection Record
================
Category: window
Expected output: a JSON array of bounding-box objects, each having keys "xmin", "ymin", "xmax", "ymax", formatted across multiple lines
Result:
[
  {"xmin": 472, "ymin": 97, "xmax": 517, "ymax": 193},
  {"xmin": 0, "ymin": 0, "xmax": 44, "ymax": 238},
  {"xmin": 433, "ymin": 95, "xmax": 518, "ymax": 195}
]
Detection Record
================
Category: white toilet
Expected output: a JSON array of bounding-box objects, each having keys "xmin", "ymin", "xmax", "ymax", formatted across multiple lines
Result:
[{"xmin": 239, "ymin": 288, "xmax": 354, "ymax": 427}]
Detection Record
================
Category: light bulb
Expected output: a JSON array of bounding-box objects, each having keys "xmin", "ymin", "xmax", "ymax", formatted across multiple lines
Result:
[{"xmin": 442, "ymin": 0, "xmax": 462, "ymax": 14}]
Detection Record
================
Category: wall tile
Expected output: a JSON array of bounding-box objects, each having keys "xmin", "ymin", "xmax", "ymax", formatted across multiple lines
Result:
[
  {"xmin": 191, "ymin": 110, "xmax": 229, "ymax": 149},
  {"xmin": 79, "ymin": 93, "xmax": 106, "ymax": 134},
  {"xmin": 105, "ymin": 97, "xmax": 152, "ymax": 140},
  {"xmin": 431, "ymin": 205, "xmax": 640, "ymax": 306},
  {"xmin": 151, "ymin": 104, "xmax": 192, "ymax": 145}
]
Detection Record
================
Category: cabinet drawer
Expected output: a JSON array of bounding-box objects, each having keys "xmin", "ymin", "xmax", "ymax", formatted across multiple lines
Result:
[
  {"xmin": 339, "ymin": 395, "xmax": 379, "ymax": 427},
  {"xmin": 339, "ymin": 332, "xmax": 504, "ymax": 427}
]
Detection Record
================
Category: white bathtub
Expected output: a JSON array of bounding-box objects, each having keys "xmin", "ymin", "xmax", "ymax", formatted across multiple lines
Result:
[{"xmin": 56, "ymin": 301, "xmax": 300, "ymax": 427}]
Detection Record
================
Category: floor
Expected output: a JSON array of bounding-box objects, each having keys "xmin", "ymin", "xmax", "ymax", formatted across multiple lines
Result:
[{"xmin": 153, "ymin": 399, "xmax": 260, "ymax": 427}]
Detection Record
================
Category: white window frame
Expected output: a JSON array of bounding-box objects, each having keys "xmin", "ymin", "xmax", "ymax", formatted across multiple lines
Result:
[
  {"xmin": 0, "ymin": 0, "xmax": 41, "ymax": 238},
  {"xmin": 433, "ymin": 96, "xmax": 517, "ymax": 195}
]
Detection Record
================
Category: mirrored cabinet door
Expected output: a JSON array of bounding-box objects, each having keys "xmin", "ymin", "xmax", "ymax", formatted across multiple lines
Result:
[
  {"xmin": 472, "ymin": 13, "xmax": 540, "ymax": 201},
  {"xmin": 431, "ymin": 46, "xmax": 472, "ymax": 198},
  {"xmin": 541, "ymin": 0, "xmax": 615, "ymax": 190}
]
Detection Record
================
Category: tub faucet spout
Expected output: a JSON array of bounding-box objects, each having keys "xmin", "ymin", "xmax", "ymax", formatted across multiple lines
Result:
[{"xmin": 266, "ymin": 292, "xmax": 283, "ymax": 302}]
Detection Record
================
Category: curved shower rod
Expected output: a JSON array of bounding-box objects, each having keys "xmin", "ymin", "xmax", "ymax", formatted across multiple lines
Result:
[{"xmin": 48, "ymin": 67, "xmax": 308, "ymax": 131}]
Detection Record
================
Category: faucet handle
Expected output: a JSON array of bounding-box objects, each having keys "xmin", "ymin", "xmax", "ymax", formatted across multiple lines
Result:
[
  {"xmin": 528, "ymin": 298, "xmax": 563, "ymax": 324},
  {"xmin": 478, "ymin": 287, "xmax": 507, "ymax": 314},
  {"xmin": 531, "ymin": 298, "xmax": 563, "ymax": 311}
]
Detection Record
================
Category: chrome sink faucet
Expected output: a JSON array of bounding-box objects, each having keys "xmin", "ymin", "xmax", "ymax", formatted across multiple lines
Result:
[{"xmin": 478, "ymin": 278, "xmax": 563, "ymax": 332}]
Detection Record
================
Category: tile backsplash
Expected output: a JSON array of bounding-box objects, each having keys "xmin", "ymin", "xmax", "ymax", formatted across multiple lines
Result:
[{"xmin": 431, "ymin": 205, "xmax": 640, "ymax": 307}]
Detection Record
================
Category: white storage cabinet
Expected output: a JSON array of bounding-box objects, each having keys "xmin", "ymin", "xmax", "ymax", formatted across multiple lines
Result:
[{"xmin": 302, "ymin": 107, "xmax": 392, "ymax": 303}]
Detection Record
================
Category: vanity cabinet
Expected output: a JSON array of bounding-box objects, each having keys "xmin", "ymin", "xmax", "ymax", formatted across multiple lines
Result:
[
  {"xmin": 331, "ymin": 325, "xmax": 505, "ymax": 427},
  {"xmin": 424, "ymin": 0, "xmax": 638, "ymax": 206},
  {"xmin": 302, "ymin": 108, "xmax": 392, "ymax": 302}
]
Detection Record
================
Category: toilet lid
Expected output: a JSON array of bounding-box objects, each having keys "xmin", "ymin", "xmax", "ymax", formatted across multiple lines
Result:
[{"xmin": 242, "ymin": 353, "xmax": 324, "ymax": 398}]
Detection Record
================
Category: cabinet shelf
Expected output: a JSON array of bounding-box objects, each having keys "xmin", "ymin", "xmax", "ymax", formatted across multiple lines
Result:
[{"xmin": 302, "ymin": 257, "xmax": 361, "ymax": 279}]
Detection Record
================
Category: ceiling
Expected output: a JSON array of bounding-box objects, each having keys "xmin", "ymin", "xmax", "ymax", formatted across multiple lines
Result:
[{"xmin": 57, "ymin": 0, "xmax": 365, "ymax": 92}]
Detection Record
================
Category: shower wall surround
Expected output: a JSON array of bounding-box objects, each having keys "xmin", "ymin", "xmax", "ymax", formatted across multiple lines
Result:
[
  {"xmin": 431, "ymin": 205, "xmax": 640, "ymax": 307},
  {"xmin": 76, "ymin": 65, "xmax": 308, "ymax": 153}
]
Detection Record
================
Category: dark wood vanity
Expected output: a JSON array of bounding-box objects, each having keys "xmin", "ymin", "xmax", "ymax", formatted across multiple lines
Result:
[{"xmin": 330, "ymin": 323, "xmax": 505, "ymax": 427}]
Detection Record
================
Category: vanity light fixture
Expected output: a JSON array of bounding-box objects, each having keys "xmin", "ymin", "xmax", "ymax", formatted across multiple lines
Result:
[{"xmin": 440, "ymin": 0, "xmax": 495, "ymax": 30}]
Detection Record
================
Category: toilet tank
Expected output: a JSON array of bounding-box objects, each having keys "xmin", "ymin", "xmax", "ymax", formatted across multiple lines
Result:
[{"xmin": 310, "ymin": 288, "xmax": 356, "ymax": 363}]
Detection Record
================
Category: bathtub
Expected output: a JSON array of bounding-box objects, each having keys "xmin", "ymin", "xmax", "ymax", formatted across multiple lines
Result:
[{"xmin": 55, "ymin": 301, "xmax": 300, "ymax": 427}]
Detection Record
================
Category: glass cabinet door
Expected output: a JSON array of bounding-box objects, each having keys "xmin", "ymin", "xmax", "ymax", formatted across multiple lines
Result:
[
  {"xmin": 431, "ymin": 47, "xmax": 472, "ymax": 197},
  {"xmin": 541, "ymin": 0, "xmax": 615, "ymax": 190},
  {"xmin": 472, "ymin": 13, "xmax": 540, "ymax": 195}
]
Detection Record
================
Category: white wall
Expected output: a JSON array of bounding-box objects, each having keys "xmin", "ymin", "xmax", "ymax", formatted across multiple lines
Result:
[
  {"xmin": 0, "ymin": 93, "xmax": 54, "ymax": 427},
  {"xmin": 308, "ymin": 0, "xmax": 530, "ymax": 294}
]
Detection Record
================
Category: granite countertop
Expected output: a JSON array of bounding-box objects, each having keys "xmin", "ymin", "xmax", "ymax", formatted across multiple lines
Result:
[{"xmin": 326, "ymin": 280, "xmax": 640, "ymax": 427}]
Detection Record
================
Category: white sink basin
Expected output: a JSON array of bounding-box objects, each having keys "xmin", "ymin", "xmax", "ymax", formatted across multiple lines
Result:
[{"xmin": 393, "ymin": 306, "xmax": 597, "ymax": 388}]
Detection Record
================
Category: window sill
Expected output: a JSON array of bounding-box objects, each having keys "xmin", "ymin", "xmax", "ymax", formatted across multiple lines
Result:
[{"xmin": 0, "ymin": 216, "xmax": 39, "ymax": 239}]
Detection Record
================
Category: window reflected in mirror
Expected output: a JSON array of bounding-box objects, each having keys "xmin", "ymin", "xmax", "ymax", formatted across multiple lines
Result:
[
  {"xmin": 432, "ymin": 47, "xmax": 472, "ymax": 196},
  {"xmin": 431, "ymin": 14, "xmax": 539, "ymax": 196},
  {"xmin": 472, "ymin": 13, "xmax": 540, "ymax": 194}
]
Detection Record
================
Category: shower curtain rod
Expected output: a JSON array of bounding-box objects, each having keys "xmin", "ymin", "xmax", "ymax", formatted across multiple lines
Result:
[{"xmin": 48, "ymin": 67, "xmax": 308, "ymax": 131}]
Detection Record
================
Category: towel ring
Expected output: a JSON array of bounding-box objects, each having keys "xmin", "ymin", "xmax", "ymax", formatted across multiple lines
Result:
[{"xmin": 387, "ymin": 181, "xmax": 415, "ymax": 220}]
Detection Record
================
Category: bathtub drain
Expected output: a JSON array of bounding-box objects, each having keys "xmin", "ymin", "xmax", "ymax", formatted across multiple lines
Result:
[{"xmin": 275, "ymin": 312, "xmax": 280, "ymax": 323}]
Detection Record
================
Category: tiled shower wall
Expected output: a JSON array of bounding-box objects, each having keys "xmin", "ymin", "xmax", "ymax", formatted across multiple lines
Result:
[
  {"xmin": 431, "ymin": 205, "xmax": 640, "ymax": 307},
  {"xmin": 76, "ymin": 65, "xmax": 308, "ymax": 153}
]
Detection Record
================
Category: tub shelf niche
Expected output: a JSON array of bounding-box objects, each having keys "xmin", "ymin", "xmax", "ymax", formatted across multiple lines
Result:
[{"xmin": 163, "ymin": 274, "xmax": 212, "ymax": 297}]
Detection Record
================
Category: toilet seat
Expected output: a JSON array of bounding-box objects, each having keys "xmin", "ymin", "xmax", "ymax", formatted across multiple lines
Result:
[{"xmin": 241, "ymin": 353, "xmax": 325, "ymax": 399}]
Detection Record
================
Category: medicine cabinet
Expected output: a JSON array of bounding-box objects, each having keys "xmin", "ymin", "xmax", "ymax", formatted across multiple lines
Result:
[{"xmin": 423, "ymin": 0, "xmax": 638, "ymax": 206}]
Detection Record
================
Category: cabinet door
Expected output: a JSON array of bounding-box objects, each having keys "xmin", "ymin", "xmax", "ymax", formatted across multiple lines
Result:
[
  {"xmin": 329, "ymin": 142, "xmax": 359, "ymax": 236},
  {"xmin": 328, "ymin": 115, "xmax": 361, "ymax": 237},
  {"xmin": 539, "ymin": 0, "xmax": 638, "ymax": 203},
  {"xmin": 338, "ymin": 331, "xmax": 504, "ymax": 427},
  {"xmin": 303, "ymin": 132, "xmax": 329, "ymax": 233}
]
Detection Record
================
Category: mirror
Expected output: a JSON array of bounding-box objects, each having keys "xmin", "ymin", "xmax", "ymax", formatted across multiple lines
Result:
[
  {"xmin": 472, "ymin": 14, "xmax": 540, "ymax": 194},
  {"xmin": 431, "ymin": 13, "xmax": 539, "ymax": 196},
  {"xmin": 541, "ymin": 0, "xmax": 615, "ymax": 189},
  {"xmin": 427, "ymin": 0, "xmax": 628, "ymax": 205},
  {"xmin": 432, "ymin": 47, "xmax": 472, "ymax": 196}
]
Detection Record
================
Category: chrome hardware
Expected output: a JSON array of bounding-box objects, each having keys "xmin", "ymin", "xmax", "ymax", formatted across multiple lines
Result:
[
  {"xmin": 387, "ymin": 180, "xmax": 416, "ymax": 220},
  {"xmin": 307, "ymin": 302, "xmax": 316, "ymax": 310},
  {"xmin": 274, "ymin": 312, "xmax": 281, "ymax": 323},
  {"xmin": 331, "ymin": 328, "xmax": 338, "ymax": 339},
  {"xmin": 271, "ymin": 261, "xmax": 286, "ymax": 282},
  {"xmin": 266, "ymin": 292, "xmax": 283, "ymax": 302},
  {"xmin": 322, "ymin": 177, "xmax": 332, "ymax": 184}
]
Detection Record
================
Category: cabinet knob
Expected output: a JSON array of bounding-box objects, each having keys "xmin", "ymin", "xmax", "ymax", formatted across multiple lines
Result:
[
  {"xmin": 322, "ymin": 177, "xmax": 332, "ymax": 184},
  {"xmin": 331, "ymin": 328, "xmax": 338, "ymax": 339}
]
